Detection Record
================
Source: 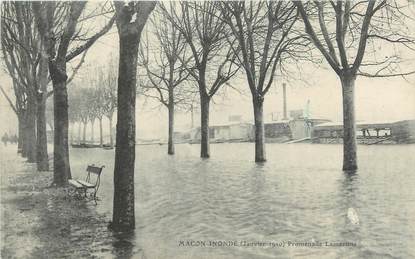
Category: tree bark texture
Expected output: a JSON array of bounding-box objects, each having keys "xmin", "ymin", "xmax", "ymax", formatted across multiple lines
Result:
[
  {"xmin": 200, "ymin": 94, "xmax": 210, "ymax": 158},
  {"xmin": 341, "ymin": 75, "xmax": 358, "ymax": 171},
  {"xmin": 51, "ymin": 67, "xmax": 71, "ymax": 185},
  {"xmin": 112, "ymin": 1, "xmax": 156, "ymax": 232},
  {"xmin": 35, "ymin": 51, "xmax": 49, "ymax": 171},
  {"xmin": 253, "ymin": 96, "xmax": 266, "ymax": 162},
  {"xmin": 112, "ymin": 33, "xmax": 140, "ymax": 231},
  {"xmin": 36, "ymin": 92, "xmax": 49, "ymax": 171},
  {"xmin": 26, "ymin": 95, "xmax": 37, "ymax": 163},
  {"xmin": 17, "ymin": 114, "xmax": 25, "ymax": 154},
  {"xmin": 167, "ymin": 92, "xmax": 175, "ymax": 155}
]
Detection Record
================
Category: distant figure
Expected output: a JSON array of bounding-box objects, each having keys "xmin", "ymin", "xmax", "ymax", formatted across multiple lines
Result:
[
  {"xmin": 1, "ymin": 133, "xmax": 9, "ymax": 146},
  {"xmin": 347, "ymin": 207, "xmax": 360, "ymax": 225},
  {"xmin": 10, "ymin": 134, "xmax": 18, "ymax": 144}
]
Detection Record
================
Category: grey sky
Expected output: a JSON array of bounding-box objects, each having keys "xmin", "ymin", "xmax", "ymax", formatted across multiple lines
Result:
[{"xmin": 1, "ymin": 2, "xmax": 414, "ymax": 140}]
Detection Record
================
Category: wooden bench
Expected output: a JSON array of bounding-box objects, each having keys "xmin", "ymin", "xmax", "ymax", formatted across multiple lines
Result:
[{"xmin": 69, "ymin": 165, "xmax": 104, "ymax": 203}]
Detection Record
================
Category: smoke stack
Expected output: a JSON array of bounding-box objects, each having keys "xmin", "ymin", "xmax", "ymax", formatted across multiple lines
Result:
[{"xmin": 283, "ymin": 83, "xmax": 287, "ymax": 120}]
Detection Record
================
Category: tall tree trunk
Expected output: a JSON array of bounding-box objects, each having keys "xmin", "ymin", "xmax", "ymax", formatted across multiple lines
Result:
[
  {"xmin": 253, "ymin": 95, "xmax": 266, "ymax": 162},
  {"xmin": 167, "ymin": 93, "xmax": 175, "ymax": 155},
  {"xmin": 36, "ymin": 92, "xmax": 49, "ymax": 171},
  {"xmin": 69, "ymin": 124, "xmax": 73, "ymax": 144},
  {"xmin": 78, "ymin": 122, "xmax": 81, "ymax": 144},
  {"xmin": 36, "ymin": 52, "xmax": 49, "ymax": 171},
  {"xmin": 51, "ymin": 67, "xmax": 71, "ymax": 185},
  {"xmin": 22, "ymin": 121, "xmax": 29, "ymax": 158},
  {"xmin": 200, "ymin": 94, "xmax": 210, "ymax": 158},
  {"xmin": 83, "ymin": 122, "xmax": 87, "ymax": 143},
  {"xmin": 91, "ymin": 119, "xmax": 95, "ymax": 143},
  {"xmin": 17, "ymin": 114, "xmax": 24, "ymax": 154},
  {"xmin": 341, "ymin": 75, "xmax": 357, "ymax": 171},
  {"xmin": 108, "ymin": 115, "xmax": 113, "ymax": 148},
  {"xmin": 112, "ymin": 31, "xmax": 141, "ymax": 231},
  {"xmin": 99, "ymin": 118, "xmax": 103, "ymax": 147},
  {"xmin": 112, "ymin": 1, "xmax": 155, "ymax": 232},
  {"xmin": 26, "ymin": 96, "xmax": 37, "ymax": 163}
]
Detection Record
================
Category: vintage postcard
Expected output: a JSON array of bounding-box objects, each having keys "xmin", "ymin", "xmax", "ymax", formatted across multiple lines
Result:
[{"xmin": 1, "ymin": 1, "xmax": 414, "ymax": 258}]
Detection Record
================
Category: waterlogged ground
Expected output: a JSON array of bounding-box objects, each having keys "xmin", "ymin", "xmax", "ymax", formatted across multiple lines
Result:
[{"xmin": 1, "ymin": 143, "xmax": 415, "ymax": 258}]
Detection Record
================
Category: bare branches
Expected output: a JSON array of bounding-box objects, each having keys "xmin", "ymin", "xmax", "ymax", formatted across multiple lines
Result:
[
  {"xmin": 222, "ymin": 1, "xmax": 303, "ymax": 98},
  {"xmin": 0, "ymin": 84, "xmax": 18, "ymax": 114},
  {"xmin": 294, "ymin": 0, "xmax": 414, "ymax": 79},
  {"xmin": 138, "ymin": 3, "xmax": 194, "ymax": 110},
  {"xmin": 160, "ymin": 1, "xmax": 239, "ymax": 100},
  {"xmin": 358, "ymin": 70, "xmax": 415, "ymax": 78},
  {"xmin": 66, "ymin": 13, "xmax": 116, "ymax": 62},
  {"xmin": 67, "ymin": 49, "xmax": 89, "ymax": 85},
  {"xmin": 114, "ymin": 1, "xmax": 157, "ymax": 38},
  {"xmin": 294, "ymin": 1, "xmax": 342, "ymax": 75}
]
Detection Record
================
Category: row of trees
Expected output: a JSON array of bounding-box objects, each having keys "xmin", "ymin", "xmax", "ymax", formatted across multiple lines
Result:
[
  {"xmin": 69, "ymin": 63, "xmax": 117, "ymax": 147},
  {"xmin": 1, "ymin": 2, "xmax": 115, "ymax": 177},
  {"xmin": 141, "ymin": 1, "xmax": 414, "ymax": 168},
  {"xmin": 1, "ymin": 1, "xmax": 414, "ymax": 232},
  {"xmin": 120, "ymin": 0, "xmax": 413, "ymax": 229}
]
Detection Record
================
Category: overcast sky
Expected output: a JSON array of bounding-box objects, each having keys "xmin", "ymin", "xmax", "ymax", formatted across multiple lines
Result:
[{"xmin": 1, "ymin": 2, "xmax": 414, "ymax": 140}]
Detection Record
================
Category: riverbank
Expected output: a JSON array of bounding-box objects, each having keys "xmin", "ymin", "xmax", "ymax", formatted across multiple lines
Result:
[{"xmin": 0, "ymin": 147, "xmax": 138, "ymax": 258}]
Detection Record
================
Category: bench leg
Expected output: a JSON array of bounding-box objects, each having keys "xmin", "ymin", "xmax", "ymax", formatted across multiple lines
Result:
[{"xmin": 68, "ymin": 187, "xmax": 84, "ymax": 200}]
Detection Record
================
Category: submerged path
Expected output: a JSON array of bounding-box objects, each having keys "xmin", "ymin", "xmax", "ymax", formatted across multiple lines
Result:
[
  {"xmin": 1, "ymin": 143, "xmax": 415, "ymax": 258},
  {"xmin": 0, "ymin": 146, "xmax": 140, "ymax": 258}
]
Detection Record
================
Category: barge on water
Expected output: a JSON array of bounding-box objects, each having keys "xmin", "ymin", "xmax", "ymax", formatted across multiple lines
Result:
[{"xmin": 312, "ymin": 120, "xmax": 415, "ymax": 144}]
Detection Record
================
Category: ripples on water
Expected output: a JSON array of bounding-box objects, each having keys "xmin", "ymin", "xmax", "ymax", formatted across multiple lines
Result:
[{"xmin": 69, "ymin": 143, "xmax": 415, "ymax": 259}]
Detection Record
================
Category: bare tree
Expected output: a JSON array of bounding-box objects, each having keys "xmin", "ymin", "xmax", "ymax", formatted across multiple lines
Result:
[
  {"xmin": 0, "ymin": 82, "xmax": 26, "ymax": 154},
  {"xmin": 221, "ymin": 1, "xmax": 303, "ymax": 162},
  {"xmin": 99, "ymin": 59, "xmax": 118, "ymax": 148},
  {"xmin": 33, "ymin": 1, "xmax": 116, "ymax": 185},
  {"xmin": 1, "ymin": 2, "xmax": 47, "ymax": 169},
  {"xmin": 294, "ymin": 0, "xmax": 415, "ymax": 171},
  {"xmin": 68, "ymin": 86, "xmax": 82, "ymax": 144},
  {"xmin": 78, "ymin": 89, "xmax": 89, "ymax": 144},
  {"xmin": 112, "ymin": 1, "xmax": 156, "ymax": 232},
  {"xmin": 95, "ymin": 88, "xmax": 106, "ymax": 147},
  {"xmin": 162, "ymin": 1, "xmax": 240, "ymax": 158},
  {"xmin": 86, "ymin": 80, "xmax": 106, "ymax": 147},
  {"xmin": 139, "ymin": 3, "xmax": 192, "ymax": 155},
  {"xmin": 85, "ymin": 87, "xmax": 98, "ymax": 143}
]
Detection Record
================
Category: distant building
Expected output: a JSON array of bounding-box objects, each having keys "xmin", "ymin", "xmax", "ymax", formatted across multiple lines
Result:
[
  {"xmin": 188, "ymin": 122, "xmax": 254, "ymax": 143},
  {"xmin": 312, "ymin": 119, "xmax": 415, "ymax": 144},
  {"xmin": 264, "ymin": 117, "xmax": 330, "ymax": 142},
  {"xmin": 290, "ymin": 110, "xmax": 303, "ymax": 119},
  {"xmin": 264, "ymin": 121, "xmax": 292, "ymax": 142},
  {"xmin": 187, "ymin": 115, "xmax": 331, "ymax": 144}
]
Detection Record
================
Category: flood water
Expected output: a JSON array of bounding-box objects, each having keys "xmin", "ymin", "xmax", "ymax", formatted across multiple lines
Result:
[{"xmin": 68, "ymin": 143, "xmax": 415, "ymax": 259}]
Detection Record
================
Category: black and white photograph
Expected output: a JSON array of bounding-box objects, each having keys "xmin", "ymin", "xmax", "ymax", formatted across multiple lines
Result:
[{"xmin": 0, "ymin": 0, "xmax": 414, "ymax": 258}]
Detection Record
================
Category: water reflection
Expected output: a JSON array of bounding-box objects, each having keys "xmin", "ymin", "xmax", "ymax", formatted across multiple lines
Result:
[
  {"xmin": 66, "ymin": 143, "xmax": 415, "ymax": 258},
  {"xmin": 112, "ymin": 231, "xmax": 136, "ymax": 259},
  {"xmin": 332, "ymin": 171, "xmax": 362, "ymax": 258}
]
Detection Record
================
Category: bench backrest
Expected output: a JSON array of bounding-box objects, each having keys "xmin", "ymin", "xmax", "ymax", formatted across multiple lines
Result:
[
  {"xmin": 87, "ymin": 165, "xmax": 104, "ymax": 175},
  {"xmin": 85, "ymin": 165, "xmax": 104, "ymax": 186}
]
